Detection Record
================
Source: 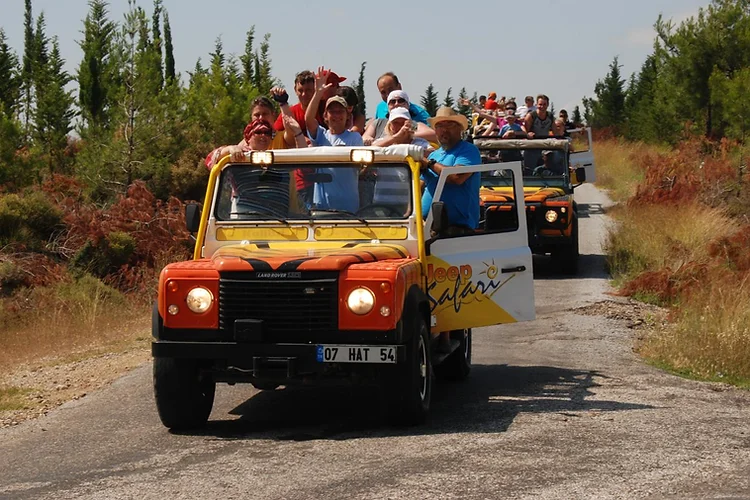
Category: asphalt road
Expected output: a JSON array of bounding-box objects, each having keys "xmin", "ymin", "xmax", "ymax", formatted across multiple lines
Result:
[{"xmin": 2, "ymin": 184, "xmax": 750, "ymax": 500}]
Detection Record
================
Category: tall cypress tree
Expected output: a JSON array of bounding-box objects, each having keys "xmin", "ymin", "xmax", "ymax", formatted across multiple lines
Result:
[
  {"xmin": 162, "ymin": 9, "xmax": 175, "ymax": 84},
  {"xmin": 78, "ymin": 0, "xmax": 116, "ymax": 130},
  {"xmin": 0, "ymin": 29, "xmax": 21, "ymax": 117},
  {"xmin": 355, "ymin": 61, "xmax": 366, "ymax": 117},
  {"xmin": 151, "ymin": 0, "xmax": 163, "ymax": 91}
]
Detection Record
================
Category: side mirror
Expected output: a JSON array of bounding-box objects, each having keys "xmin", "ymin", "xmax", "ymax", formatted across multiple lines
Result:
[
  {"xmin": 185, "ymin": 203, "xmax": 202, "ymax": 233},
  {"xmin": 431, "ymin": 201, "xmax": 449, "ymax": 236},
  {"xmin": 574, "ymin": 167, "xmax": 586, "ymax": 184}
]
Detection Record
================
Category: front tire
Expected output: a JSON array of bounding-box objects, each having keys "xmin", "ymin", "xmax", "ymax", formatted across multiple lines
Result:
[
  {"xmin": 435, "ymin": 328, "xmax": 472, "ymax": 381},
  {"xmin": 552, "ymin": 217, "xmax": 579, "ymax": 275},
  {"xmin": 387, "ymin": 315, "xmax": 432, "ymax": 425},
  {"xmin": 154, "ymin": 357, "xmax": 216, "ymax": 430}
]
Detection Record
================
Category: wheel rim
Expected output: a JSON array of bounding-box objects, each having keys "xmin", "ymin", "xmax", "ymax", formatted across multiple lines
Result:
[{"xmin": 418, "ymin": 334, "xmax": 427, "ymax": 400}]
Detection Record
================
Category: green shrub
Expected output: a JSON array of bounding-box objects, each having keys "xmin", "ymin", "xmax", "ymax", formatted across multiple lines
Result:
[
  {"xmin": 70, "ymin": 231, "xmax": 137, "ymax": 278},
  {"xmin": 0, "ymin": 191, "xmax": 63, "ymax": 250},
  {"xmin": 0, "ymin": 260, "xmax": 27, "ymax": 294}
]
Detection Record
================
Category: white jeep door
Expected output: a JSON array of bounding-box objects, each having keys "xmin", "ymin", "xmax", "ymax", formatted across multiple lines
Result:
[
  {"xmin": 568, "ymin": 127, "xmax": 596, "ymax": 182},
  {"xmin": 424, "ymin": 161, "xmax": 535, "ymax": 333}
]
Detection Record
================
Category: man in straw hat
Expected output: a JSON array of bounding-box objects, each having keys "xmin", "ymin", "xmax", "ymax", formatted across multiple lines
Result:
[{"xmin": 419, "ymin": 106, "xmax": 482, "ymax": 234}]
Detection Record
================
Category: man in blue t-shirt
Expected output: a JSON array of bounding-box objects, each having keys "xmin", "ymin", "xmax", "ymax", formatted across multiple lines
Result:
[
  {"xmin": 419, "ymin": 106, "xmax": 481, "ymax": 232},
  {"xmin": 374, "ymin": 72, "xmax": 431, "ymax": 123},
  {"xmin": 305, "ymin": 69, "xmax": 364, "ymax": 213}
]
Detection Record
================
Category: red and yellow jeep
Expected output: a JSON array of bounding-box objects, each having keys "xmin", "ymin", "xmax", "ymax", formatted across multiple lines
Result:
[
  {"xmin": 152, "ymin": 145, "xmax": 535, "ymax": 429},
  {"xmin": 474, "ymin": 129, "xmax": 596, "ymax": 274}
]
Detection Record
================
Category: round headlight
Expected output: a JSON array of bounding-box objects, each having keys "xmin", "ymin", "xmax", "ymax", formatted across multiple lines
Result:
[
  {"xmin": 545, "ymin": 210, "xmax": 558, "ymax": 223},
  {"xmin": 347, "ymin": 287, "xmax": 375, "ymax": 315},
  {"xmin": 186, "ymin": 287, "xmax": 213, "ymax": 314}
]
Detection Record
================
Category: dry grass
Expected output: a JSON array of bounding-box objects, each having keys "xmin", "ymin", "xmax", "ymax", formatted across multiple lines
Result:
[
  {"xmin": 593, "ymin": 139, "xmax": 668, "ymax": 202},
  {"xmin": 0, "ymin": 278, "xmax": 150, "ymax": 375},
  {"xmin": 605, "ymin": 202, "xmax": 737, "ymax": 282},
  {"xmin": 0, "ymin": 386, "xmax": 31, "ymax": 411},
  {"xmin": 639, "ymin": 279, "xmax": 750, "ymax": 382}
]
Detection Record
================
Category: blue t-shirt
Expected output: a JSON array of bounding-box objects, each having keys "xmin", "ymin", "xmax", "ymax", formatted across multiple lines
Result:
[
  {"xmin": 499, "ymin": 122, "xmax": 524, "ymax": 136},
  {"xmin": 421, "ymin": 141, "xmax": 481, "ymax": 229},
  {"xmin": 375, "ymin": 101, "xmax": 431, "ymax": 124},
  {"xmin": 309, "ymin": 126, "xmax": 363, "ymax": 213}
]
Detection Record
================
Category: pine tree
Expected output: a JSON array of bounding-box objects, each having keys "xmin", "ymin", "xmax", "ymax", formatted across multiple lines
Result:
[
  {"xmin": 163, "ymin": 9, "xmax": 175, "ymax": 84},
  {"xmin": 457, "ymin": 87, "xmax": 471, "ymax": 119},
  {"xmin": 421, "ymin": 83, "xmax": 439, "ymax": 116},
  {"xmin": 442, "ymin": 87, "xmax": 454, "ymax": 108},
  {"xmin": 254, "ymin": 33, "xmax": 275, "ymax": 95},
  {"xmin": 355, "ymin": 61, "xmax": 366, "ymax": 117},
  {"xmin": 77, "ymin": 0, "xmax": 117, "ymax": 130},
  {"xmin": 21, "ymin": 0, "xmax": 35, "ymax": 138},
  {"xmin": 583, "ymin": 56, "xmax": 626, "ymax": 129},
  {"xmin": 34, "ymin": 37, "xmax": 75, "ymax": 173},
  {"xmin": 239, "ymin": 27, "xmax": 255, "ymax": 84},
  {"xmin": 0, "ymin": 29, "xmax": 21, "ymax": 117}
]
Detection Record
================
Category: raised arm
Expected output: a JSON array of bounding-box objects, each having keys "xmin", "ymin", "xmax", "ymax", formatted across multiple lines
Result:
[
  {"xmin": 305, "ymin": 67, "xmax": 332, "ymax": 140},
  {"xmin": 460, "ymin": 98, "xmax": 496, "ymax": 123}
]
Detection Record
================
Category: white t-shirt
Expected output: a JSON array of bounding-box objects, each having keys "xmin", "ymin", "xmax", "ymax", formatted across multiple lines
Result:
[{"xmin": 516, "ymin": 105, "xmax": 537, "ymax": 119}]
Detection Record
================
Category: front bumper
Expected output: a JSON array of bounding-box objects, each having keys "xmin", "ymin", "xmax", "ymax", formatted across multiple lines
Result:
[{"xmin": 152, "ymin": 339, "xmax": 407, "ymax": 385}]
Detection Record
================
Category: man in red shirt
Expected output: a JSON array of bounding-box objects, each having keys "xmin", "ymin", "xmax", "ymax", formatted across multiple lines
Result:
[{"xmin": 485, "ymin": 91, "xmax": 500, "ymax": 111}]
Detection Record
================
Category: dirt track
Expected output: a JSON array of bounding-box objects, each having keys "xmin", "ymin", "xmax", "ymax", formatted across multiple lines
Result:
[{"xmin": 1, "ymin": 184, "xmax": 749, "ymax": 500}]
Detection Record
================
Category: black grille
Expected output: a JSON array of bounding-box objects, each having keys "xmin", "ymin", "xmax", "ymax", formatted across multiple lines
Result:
[{"xmin": 219, "ymin": 271, "xmax": 338, "ymax": 342}]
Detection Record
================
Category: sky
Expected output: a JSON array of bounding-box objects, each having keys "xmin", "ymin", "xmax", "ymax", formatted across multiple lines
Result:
[{"xmin": 1, "ymin": 0, "xmax": 711, "ymax": 118}]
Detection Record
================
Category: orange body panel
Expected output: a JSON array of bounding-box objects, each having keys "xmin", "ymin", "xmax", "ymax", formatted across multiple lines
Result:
[
  {"xmin": 158, "ymin": 264, "xmax": 220, "ymax": 329},
  {"xmin": 338, "ymin": 259, "xmax": 422, "ymax": 330},
  {"xmin": 210, "ymin": 245, "xmax": 409, "ymax": 272}
]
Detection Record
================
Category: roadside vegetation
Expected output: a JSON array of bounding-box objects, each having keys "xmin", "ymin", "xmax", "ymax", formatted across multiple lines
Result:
[
  {"xmin": 595, "ymin": 137, "xmax": 750, "ymax": 383},
  {"xmin": 584, "ymin": 1, "xmax": 750, "ymax": 385}
]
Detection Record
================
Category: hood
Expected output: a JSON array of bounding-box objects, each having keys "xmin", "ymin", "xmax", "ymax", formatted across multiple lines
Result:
[
  {"xmin": 209, "ymin": 242, "xmax": 410, "ymax": 272},
  {"xmin": 480, "ymin": 186, "xmax": 567, "ymax": 204}
]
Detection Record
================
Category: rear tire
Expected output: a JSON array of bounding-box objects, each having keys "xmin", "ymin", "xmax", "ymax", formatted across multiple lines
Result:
[
  {"xmin": 387, "ymin": 315, "xmax": 432, "ymax": 425},
  {"xmin": 154, "ymin": 357, "xmax": 215, "ymax": 430},
  {"xmin": 435, "ymin": 328, "xmax": 472, "ymax": 381}
]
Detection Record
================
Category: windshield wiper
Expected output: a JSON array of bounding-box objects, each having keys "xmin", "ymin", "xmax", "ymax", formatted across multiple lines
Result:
[
  {"xmin": 231, "ymin": 210, "xmax": 289, "ymax": 225},
  {"xmin": 311, "ymin": 208, "xmax": 367, "ymax": 223}
]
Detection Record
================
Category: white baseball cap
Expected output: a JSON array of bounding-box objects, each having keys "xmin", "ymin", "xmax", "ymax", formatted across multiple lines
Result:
[{"xmin": 388, "ymin": 107, "xmax": 412, "ymax": 122}]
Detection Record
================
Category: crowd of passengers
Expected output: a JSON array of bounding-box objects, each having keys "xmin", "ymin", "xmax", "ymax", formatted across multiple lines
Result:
[{"xmin": 205, "ymin": 67, "xmax": 578, "ymax": 236}]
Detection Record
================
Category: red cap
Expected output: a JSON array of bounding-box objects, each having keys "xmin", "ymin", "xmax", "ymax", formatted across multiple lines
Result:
[{"xmin": 326, "ymin": 71, "xmax": 346, "ymax": 86}]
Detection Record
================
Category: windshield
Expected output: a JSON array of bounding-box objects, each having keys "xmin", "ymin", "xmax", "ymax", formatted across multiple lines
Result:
[
  {"xmin": 479, "ymin": 147, "xmax": 569, "ymax": 188},
  {"xmin": 215, "ymin": 163, "xmax": 413, "ymax": 222}
]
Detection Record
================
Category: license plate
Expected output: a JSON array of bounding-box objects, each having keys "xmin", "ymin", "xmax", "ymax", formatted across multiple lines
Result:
[{"xmin": 316, "ymin": 345, "xmax": 397, "ymax": 364}]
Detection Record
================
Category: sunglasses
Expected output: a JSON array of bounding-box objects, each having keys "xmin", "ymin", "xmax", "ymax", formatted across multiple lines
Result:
[
  {"xmin": 389, "ymin": 98, "xmax": 407, "ymax": 105},
  {"xmin": 253, "ymin": 130, "xmax": 272, "ymax": 137}
]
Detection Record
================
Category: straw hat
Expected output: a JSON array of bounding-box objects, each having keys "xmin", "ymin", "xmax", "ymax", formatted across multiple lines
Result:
[{"xmin": 428, "ymin": 106, "xmax": 469, "ymax": 131}]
